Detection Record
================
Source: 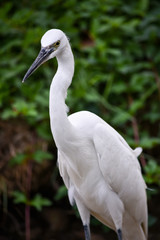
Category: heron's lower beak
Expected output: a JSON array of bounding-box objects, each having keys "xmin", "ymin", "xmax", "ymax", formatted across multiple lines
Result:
[{"xmin": 22, "ymin": 47, "xmax": 54, "ymax": 82}]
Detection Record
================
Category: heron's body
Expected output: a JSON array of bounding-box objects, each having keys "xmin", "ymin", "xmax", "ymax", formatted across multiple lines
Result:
[
  {"xmin": 23, "ymin": 29, "xmax": 148, "ymax": 240},
  {"xmin": 57, "ymin": 111, "xmax": 147, "ymax": 240}
]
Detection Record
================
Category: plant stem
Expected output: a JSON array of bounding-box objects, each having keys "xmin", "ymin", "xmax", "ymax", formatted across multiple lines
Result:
[
  {"xmin": 25, "ymin": 160, "xmax": 32, "ymax": 240},
  {"xmin": 131, "ymin": 116, "xmax": 146, "ymax": 167},
  {"xmin": 128, "ymin": 95, "xmax": 146, "ymax": 167},
  {"xmin": 25, "ymin": 204, "xmax": 30, "ymax": 240}
]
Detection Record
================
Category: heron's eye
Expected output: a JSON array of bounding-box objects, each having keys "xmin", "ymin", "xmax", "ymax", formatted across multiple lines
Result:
[
  {"xmin": 49, "ymin": 41, "xmax": 60, "ymax": 49},
  {"xmin": 53, "ymin": 41, "xmax": 60, "ymax": 48},
  {"xmin": 55, "ymin": 41, "xmax": 60, "ymax": 46}
]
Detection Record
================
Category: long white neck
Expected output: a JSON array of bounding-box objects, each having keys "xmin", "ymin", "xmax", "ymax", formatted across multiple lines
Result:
[{"xmin": 49, "ymin": 42, "xmax": 75, "ymax": 150}]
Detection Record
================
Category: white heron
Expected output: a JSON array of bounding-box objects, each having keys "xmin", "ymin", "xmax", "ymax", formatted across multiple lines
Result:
[{"xmin": 22, "ymin": 29, "xmax": 148, "ymax": 240}]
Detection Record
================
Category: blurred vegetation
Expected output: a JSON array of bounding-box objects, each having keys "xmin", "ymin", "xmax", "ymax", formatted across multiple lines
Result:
[{"xmin": 0, "ymin": 0, "xmax": 160, "ymax": 239}]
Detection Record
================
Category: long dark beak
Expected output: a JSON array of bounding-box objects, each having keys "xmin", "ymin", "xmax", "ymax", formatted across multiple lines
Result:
[{"xmin": 22, "ymin": 47, "xmax": 54, "ymax": 82}]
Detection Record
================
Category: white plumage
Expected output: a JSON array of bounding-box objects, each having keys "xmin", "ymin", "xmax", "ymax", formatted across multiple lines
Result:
[{"xmin": 23, "ymin": 29, "xmax": 148, "ymax": 240}]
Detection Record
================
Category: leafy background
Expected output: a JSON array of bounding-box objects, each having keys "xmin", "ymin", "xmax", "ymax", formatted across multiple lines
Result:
[{"xmin": 0, "ymin": 0, "xmax": 160, "ymax": 239}]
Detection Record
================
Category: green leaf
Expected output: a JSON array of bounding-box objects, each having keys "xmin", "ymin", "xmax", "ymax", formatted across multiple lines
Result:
[
  {"xmin": 30, "ymin": 194, "xmax": 52, "ymax": 211},
  {"xmin": 1, "ymin": 109, "xmax": 18, "ymax": 119},
  {"xmin": 36, "ymin": 122, "xmax": 52, "ymax": 141},
  {"xmin": 33, "ymin": 150, "xmax": 53, "ymax": 163},
  {"xmin": 9, "ymin": 153, "xmax": 27, "ymax": 166},
  {"xmin": 13, "ymin": 100, "xmax": 38, "ymax": 117},
  {"xmin": 129, "ymin": 100, "xmax": 144, "ymax": 115},
  {"xmin": 144, "ymin": 160, "xmax": 160, "ymax": 185},
  {"xmin": 112, "ymin": 111, "xmax": 132, "ymax": 125},
  {"xmin": 140, "ymin": 137, "xmax": 160, "ymax": 149},
  {"xmin": 12, "ymin": 191, "xmax": 27, "ymax": 204},
  {"xmin": 54, "ymin": 185, "xmax": 67, "ymax": 201}
]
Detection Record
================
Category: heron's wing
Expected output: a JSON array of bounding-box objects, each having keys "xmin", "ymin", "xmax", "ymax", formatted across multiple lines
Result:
[
  {"xmin": 98, "ymin": 120, "xmax": 142, "ymax": 158},
  {"xmin": 93, "ymin": 122, "xmax": 147, "ymax": 237},
  {"xmin": 57, "ymin": 151, "xmax": 70, "ymax": 188},
  {"xmin": 93, "ymin": 122, "xmax": 145, "ymax": 189}
]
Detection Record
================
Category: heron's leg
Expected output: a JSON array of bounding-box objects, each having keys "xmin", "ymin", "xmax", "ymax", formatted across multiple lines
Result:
[
  {"xmin": 117, "ymin": 229, "xmax": 122, "ymax": 240},
  {"xmin": 73, "ymin": 193, "xmax": 91, "ymax": 240},
  {"xmin": 84, "ymin": 224, "xmax": 91, "ymax": 240}
]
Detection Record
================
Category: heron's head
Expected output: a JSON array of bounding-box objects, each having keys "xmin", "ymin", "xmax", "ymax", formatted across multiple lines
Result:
[{"xmin": 22, "ymin": 29, "xmax": 67, "ymax": 82}]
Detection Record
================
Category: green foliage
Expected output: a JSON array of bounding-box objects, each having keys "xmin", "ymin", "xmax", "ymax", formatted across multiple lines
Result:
[
  {"xmin": 12, "ymin": 191, "xmax": 27, "ymax": 204},
  {"xmin": 12, "ymin": 191, "xmax": 52, "ymax": 211},
  {"xmin": 30, "ymin": 194, "xmax": 52, "ymax": 211},
  {"xmin": 54, "ymin": 185, "xmax": 67, "ymax": 201},
  {"xmin": 9, "ymin": 153, "xmax": 27, "ymax": 166},
  {"xmin": 1, "ymin": 0, "xmax": 160, "ymax": 142},
  {"xmin": 33, "ymin": 150, "xmax": 53, "ymax": 163},
  {"xmin": 144, "ymin": 160, "xmax": 160, "ymax": 185},
  {"xmin": 9, "ymin": 150, "xmax": 53, "ymax": 166}
]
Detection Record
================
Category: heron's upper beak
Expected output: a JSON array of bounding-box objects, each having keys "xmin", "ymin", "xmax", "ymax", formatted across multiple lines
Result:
[{"xmin": 22, "ymin": 47, "xmax": 54, "ymax": 82}]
